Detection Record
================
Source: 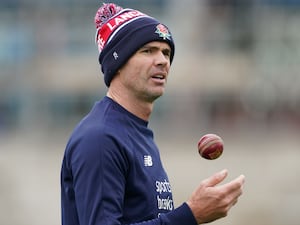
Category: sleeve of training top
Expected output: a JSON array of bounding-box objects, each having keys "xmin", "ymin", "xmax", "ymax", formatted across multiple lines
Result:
[{"xmin": 66, "ymin": 130, "xmax": 198, "ymax": 225}]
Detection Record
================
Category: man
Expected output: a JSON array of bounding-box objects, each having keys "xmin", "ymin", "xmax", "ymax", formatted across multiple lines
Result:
[{"xmin": 61, "ymin": 3, "xmax": 245, "ymax": 225}]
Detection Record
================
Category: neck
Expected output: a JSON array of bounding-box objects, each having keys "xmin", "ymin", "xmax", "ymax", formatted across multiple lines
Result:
[{"xmin": 107, "ymin": 89, "xmax": 154, "ymax": 121}]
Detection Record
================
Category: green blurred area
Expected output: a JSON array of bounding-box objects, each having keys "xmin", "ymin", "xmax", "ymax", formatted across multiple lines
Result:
[{"xmin": 1, "ymin": 1, "xmax": 300, "ymax": 225}]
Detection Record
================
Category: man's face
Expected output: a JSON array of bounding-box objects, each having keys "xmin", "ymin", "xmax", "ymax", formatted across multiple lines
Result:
[{"xmin": 118, "ymin": 41, "xmax": 171, "ymax": 103}]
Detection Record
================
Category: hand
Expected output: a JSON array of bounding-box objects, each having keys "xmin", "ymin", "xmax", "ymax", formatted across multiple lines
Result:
[{"xmin": 186, "ymin": 169, "xmax": 245, "ymax": 224}]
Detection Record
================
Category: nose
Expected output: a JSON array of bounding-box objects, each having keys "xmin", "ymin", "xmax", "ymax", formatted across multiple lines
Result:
[{"xmin": 155, "ymin": 51, "xmax": 170, "ymax": 67}]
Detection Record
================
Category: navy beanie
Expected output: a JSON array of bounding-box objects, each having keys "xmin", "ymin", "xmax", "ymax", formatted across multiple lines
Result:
[{"xmin": 95, "ymin": 3, "xmax": 175, "ymax": 87}]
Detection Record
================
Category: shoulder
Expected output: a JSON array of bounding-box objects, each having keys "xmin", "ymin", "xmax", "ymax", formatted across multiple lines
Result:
[{"xmin": 64, "ymin": 98, "xmax": 130, "ymax": 158}]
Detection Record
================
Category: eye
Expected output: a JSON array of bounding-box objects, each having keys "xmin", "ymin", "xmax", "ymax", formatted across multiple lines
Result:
[
  {"xmin": 141, "ymin": 48, "xmax": 152, "ymax": 54},
  {"xmin": 162, "ymin": 49, "xmax": 171, "ymax": 58}
]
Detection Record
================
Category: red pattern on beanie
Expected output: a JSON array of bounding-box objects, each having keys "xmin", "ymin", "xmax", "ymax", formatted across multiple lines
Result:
[{"xmin": 94, "ymin": 3, "xmax": 123, "ymax": 29}]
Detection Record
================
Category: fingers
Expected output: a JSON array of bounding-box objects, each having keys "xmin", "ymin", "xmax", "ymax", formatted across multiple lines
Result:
[
  {"xmin": 217, "ymin": 174, "xmax": 245, "ymax": 209},
  {"xmin": 219, "ymin": 174, "xmax": 245, "ymax": 193},
  {"xmin": 202, "ymin": 169, "xmax": 228, "ymax": 187},
  {"xmin": 187, "ymin": 171, "xmax": 245, "ymax": 224}
]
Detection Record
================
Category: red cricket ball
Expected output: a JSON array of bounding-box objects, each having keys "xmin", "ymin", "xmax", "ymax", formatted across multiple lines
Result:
[{"xmin": 198, "ymin": 134, "xmax": 224, "ymax": 160}]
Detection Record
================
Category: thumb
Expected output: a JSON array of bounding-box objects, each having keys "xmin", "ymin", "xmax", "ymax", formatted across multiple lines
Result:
[{"xmin": 203, "ymin": 169, "xmax": 228, "ymax": 187}]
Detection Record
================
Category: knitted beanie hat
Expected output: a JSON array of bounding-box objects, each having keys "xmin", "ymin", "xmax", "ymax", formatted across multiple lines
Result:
[{"xmin": 94, "ymin": 3, "xmax": 175, "ymax": 87}]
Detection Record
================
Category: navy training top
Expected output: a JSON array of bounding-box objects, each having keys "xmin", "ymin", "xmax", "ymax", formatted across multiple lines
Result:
[{"xmin": 61, "ymin": 96, "xmax": 197, "ymax": 225}]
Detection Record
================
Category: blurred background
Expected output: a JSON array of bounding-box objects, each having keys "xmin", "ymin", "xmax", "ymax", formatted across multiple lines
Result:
[{"xmin": 1, "ymin": 0, "xmax": 300, "ymax": 224}]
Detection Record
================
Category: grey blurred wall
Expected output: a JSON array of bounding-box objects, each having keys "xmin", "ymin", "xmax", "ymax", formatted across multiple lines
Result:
[{"xmin": 1, "ymin": 1, "xmax": 300, "ymax": 225}]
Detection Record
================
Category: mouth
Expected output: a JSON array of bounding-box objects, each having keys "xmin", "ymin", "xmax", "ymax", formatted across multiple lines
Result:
[{"xmin": 151, "ymin": 74, "xmax": 165, "ymax": 80}]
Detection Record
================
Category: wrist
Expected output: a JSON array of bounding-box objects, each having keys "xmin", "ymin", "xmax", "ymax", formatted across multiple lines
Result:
[{"xmin": 186, "ymin": 201, "xmax": 203, "ymax": 224}]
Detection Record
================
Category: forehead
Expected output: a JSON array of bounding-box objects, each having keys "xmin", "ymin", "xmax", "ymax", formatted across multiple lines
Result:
[{"xmin": 141, "ymin": 41, "xmax": 171, "ymax": 50}]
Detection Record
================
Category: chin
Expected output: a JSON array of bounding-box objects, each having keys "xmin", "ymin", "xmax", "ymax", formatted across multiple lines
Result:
[
  {"xmin": 144, "ymin": 92, "xmax": 164, "ymax": 102},
  {"xmin": 142, "ymin": 86, "xmax": 166, "ymax": 102},
  {"xmin": 153, "ymin": 88, "xmax": 165, "ymax": 97}
]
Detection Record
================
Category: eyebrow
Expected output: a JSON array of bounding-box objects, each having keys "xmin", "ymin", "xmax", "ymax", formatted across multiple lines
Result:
[{"xmin": 141, "ymin": 44, "xmax": 171, "ymax": 52}]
